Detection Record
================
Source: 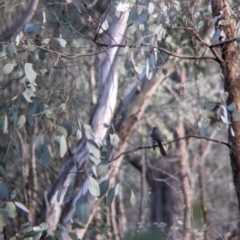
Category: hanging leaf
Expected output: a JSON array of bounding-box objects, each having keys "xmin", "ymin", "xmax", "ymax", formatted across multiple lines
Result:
[
  {"xmin": 220, "ymin": 114, "xmax": 229, "ymax": 124},
  {"xmin": 116, "ymin": 2, "xmax": 130, "ymax": 12},
  {"xmin": 17, "ymin": 115, "xmax": 26, "ymax": 129},
  {"xmin": 8, "ymin": 106, "xmax": 18, "ymax": 125},
  {"xmin": 41, "ymin": 145, "xmax": 51, "ymax": 168},
  {"xmin": 87, "ymin": 140, "xmax": 100, "ymax": 160},
  {"xmin": 0, "ymin": 182, "xmax": 7, "ymax": 200},
  {"xmin": 76, "ymin": 129, "xmax": 82, "ymax": 140},
  {"xmin": 39, "ymin": 48, "xmax": 47, "ymax": 61},
  {"xmin": 24, "ymin": 63, "xmax": 37, "ymax": 86},
  {"xmin": 166, "ymin": 36, "xmax": 172, "ymax": 43},
  {"xmin": 230, "ymin": 126, "xmax": 235, "ymax": 137},
  {"xmin": 115, "ymin": 183, "xmax": 120, "ymax": 196},
  {"xmin": 130, "ymin": 190, "xmax": 136, "ymax": 206},
  {"xmin": 64, "ymin": 182, "xmax": 74, "ymax": 204},
  {"xmin": 0, "ymin": 166, "xmax": 6, "ymax": 177},
  {"xmin": 60, "ymin": 135, "xmax": 67, "ymax": 158},
  {"xmin": 89, "ymin": 154, "xmax": 101, "ymax": 165},
  {"xmin": 5, "ymin": 202, "xmax": 16, "ymax": 218},
  {"xmin": 129, "ymin": 6, "xmax": 148, "ymax": 25},
  {"xmin": 15, "ymin": 34, "xmax": 20, "ymax": 46},
  {"xmin": 68, "ymin": 232, "xmax": 78, "ymax": 240},
  {"xmin": 62, "ymin": 121, "xmax": 72, "ymax": 137},
  {"xmin": 96, "ymin": 163, "xmax": 108, "ymax": 178},
  {"xmin": 3, "ymin": 114, "xmax": 8, "ymax": 134},
  {"xmin": 6, "ymin": 43, "xmax": 16, "ymax": 58},
  {"xmin": 56, "ymin": 38, "xmax": 67, "ymax": 48},
  {"xmin": 162, "ymin": 68, "xmax": 168, "ymax": 76},
  {"xmin": 10, "ymin": 189, "xmax": 16, "ymax": 200},
  {"xmin": 39, "ymin": 222, "xmax": 49, "ymax": 231},
  {"xmin": 99, "ymin": 179, "xmax": 109, "ymax": 198},
  {"xmin": 199, "ymin": 118, "xmax": 210, "ymax": 136},
  {"xmin": 22, "ymin": 84, "xmax": 36, "ymax": 103},
  {"xmin": 57, "ymin": 126, "xmax": 68, "ymax": 138},
  {"xmin": 42, "ymin": 11, "xmax": 47, "ymax": 23},
  {"xmin": 15, "ymin": 201, "xmax": 30, "ymax": 214},
  {"xmin": 98, "ymin": 19, "xmax": 109, "ymax": 34},
  {"xmin": 148, "ymin": 2, "xmax": 155, "ymax": 14},
  {"xmin": 106, "ymin": 187, "xmax": 115, "ymax": 205},
  {"xmin": 57, "ymin": 185, "xmax": 62, "ymax": 203},
  {"xmin": 83, "ymin": 124, "xmax": 94, "ymax": 139},
  {"xmin": 134, "ymin": 64, "xmax": 145, "ymax": 74},
  {"xmin": 227, "ymin": 103, "xmax": 236, "ymax": 111},
  {"xmin": 110, "ymin": 133, "xmax": 120, "ymax": 149},
  {"xmin": 0, "ymin": 214, "xmax": 6, "ymax": 228},
  {"xmin": 27, "ymin": 98, "xmax": 44, "ymax": 126},
  {"xmin": 3, "ymin": 63, "xmax": 14, "ymax": 75},
  {"xmin": 88, "ymin": 176, "xmax": 100, "ymax": 197},
  {"xmin": 53, "ymin": 136, "xmax": 61, "ymax": 149},
  {"xmin": 35, "ymin": 134, "xmax": 45, "ymax": 159},
  {"xmin": 92, "ymin": 165, "xmax": 97, "ymax": 177},
  {"xmin": 75, "ymin": 195, "xmax": 90, "ymax": 225},
  {"xmin": 202, "ymin": 101, "xmax": 217, "ymax": 111},
  {"xmin": 232, "ymin": 110, "xmax": 239, "ymax": 121}
]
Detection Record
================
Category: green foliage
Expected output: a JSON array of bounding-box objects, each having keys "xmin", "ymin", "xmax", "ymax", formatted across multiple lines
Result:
[{"xmin": 75, "ymin": 195, "xmax": 91, "ymax": 225}]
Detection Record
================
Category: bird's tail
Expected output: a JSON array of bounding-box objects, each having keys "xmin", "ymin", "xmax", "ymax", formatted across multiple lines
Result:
[{"xmin": 158, "ymin": 142, "xmax": 167, "ymax": 156}]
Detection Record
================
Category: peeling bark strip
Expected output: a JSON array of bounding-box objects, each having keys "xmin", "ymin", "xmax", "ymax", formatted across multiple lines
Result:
[{"xmin": 211, "ymin": 0, "xmax": 240, "ymax": 229}]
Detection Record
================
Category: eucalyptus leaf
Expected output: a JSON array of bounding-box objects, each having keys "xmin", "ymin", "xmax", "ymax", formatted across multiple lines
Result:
[
  {"xmin": 228, "ymin": 103, "xmax": 236, "ymax": 111},
  {"xmin": 17, "ymin": 115, "xmax": 26, "ymax": 129},
  {"xmin": 35, "ymin": 134, "xmax": 45, "ymax": 159},
  {"xmin": 64, "ymin": 182, "xmax": 74, "ymax": 204},
  {"xmin": 99, "ymin": 179, "xmax": 109, "ymax": 198},
  {"xmin": 130, "ymin": 190, "xmax": 136, "ymax": 206},
  {"xmin": 68, "ymin": 232, "xmax": 78, "ymax": 240},
  {"xmin": 0, "ymin": 166, "xmax": 6, "ymax": 177},
  {"xmin": 41, "ymin": 145, "xmax": 50, "ymax": 168},
  {"xmin": 57, "ymin": 185, "xmax": 62, "ymax": 203},
  {"xmin": 62, "ymin": 121, "xmax": 72, "ymax": 137},
  {"xmin": 162, "ymin": 68, "xmax": 168, "ymax": 76},
  {"xmin": 202, "ymin": 101, "xmax": 217, "ymax": 111},
  {"xmin": 56, "ymin": 38, "xmax": 67, "ymax": 48},
  {"xmin": 83, "ymin": 124, "xmax": 94, "ymax": 140},
  {"xmin": 6, "ymin": 43, "xmax": 16, "ymax": 58},
  {"xmin": 87, "ymin": 140, "xmax": 100, "ymax": 158},
  {"xmin": 15, "ymin": 201, "xmax": 30, "ymax": 214},
  {"xmin": 3, "ymin": 114, "xmax": 8, "ymax": 134},
  {"xmin": 89, "ymin": 153, "xmax": 101, "ymax": 165},
  {"xmin": 75, "ymin": 195, "xmax": 90, "ymax": 225},
  {"xmin": 8, "ymin": 106, "xmax": 18, "ymax": 125},
  {"xmin": 71, "ymin": 221, "xmax": 85, "ymax": 229},
  {"xmin": 3, "ymin": 63, "xmax": 14, "ymax": 75},
  {"xmin": 5, "ymin": 202, "xmax": 16, "ymax": 218},
  {"xmin": 24, "ymin": 63, "xmax": 37, "ymax": 86},
  {"xmin": 0, "ymin": 214, "xmax": 6, "ymax": 228},
  {"xmin": 110, "ymin": 133, "xmax": 120, "ymax": 149},
  {"xmin": 106, "ymin": 187, "xmax": 115, "ymax": 205},
  {"xmin": 57, "ymin": 126, "xmax": 68, "ymax": 138},
  {"xmin": 60, "ymin": 135, "xmax": 67, "ymax": 158},
  {"xmin": 88, "ymin": 176, "xmax": 100, "ymax": 197},
  {"xmin": 232, "ymin": 110, "xmax": 239, "ymax": 121},
  {"xmin": 0, "ymin": 182, "xmax": 7, "ymax": 200}
]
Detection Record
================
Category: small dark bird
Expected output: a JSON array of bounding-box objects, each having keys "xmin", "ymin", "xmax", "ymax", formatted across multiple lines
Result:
[{"xmin": 150, "ymin": 126, "xmax": 167, "ymax": 156}]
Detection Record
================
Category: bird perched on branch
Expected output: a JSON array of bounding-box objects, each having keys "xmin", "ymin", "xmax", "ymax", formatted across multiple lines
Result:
[{"xmin": 150, "ymin": 126, "xmax": 167, "ymax": 156}]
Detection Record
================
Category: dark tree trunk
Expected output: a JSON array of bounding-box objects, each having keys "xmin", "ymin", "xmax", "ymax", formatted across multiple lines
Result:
[{"xmin": 211, "ymin": 0, "xmax": 240, "ymax": 233}]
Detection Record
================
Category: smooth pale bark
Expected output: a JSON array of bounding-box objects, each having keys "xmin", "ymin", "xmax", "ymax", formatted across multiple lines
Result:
[{"xmin": 39, "ymin": 11, "xmax": 130, "ymax": 237}]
